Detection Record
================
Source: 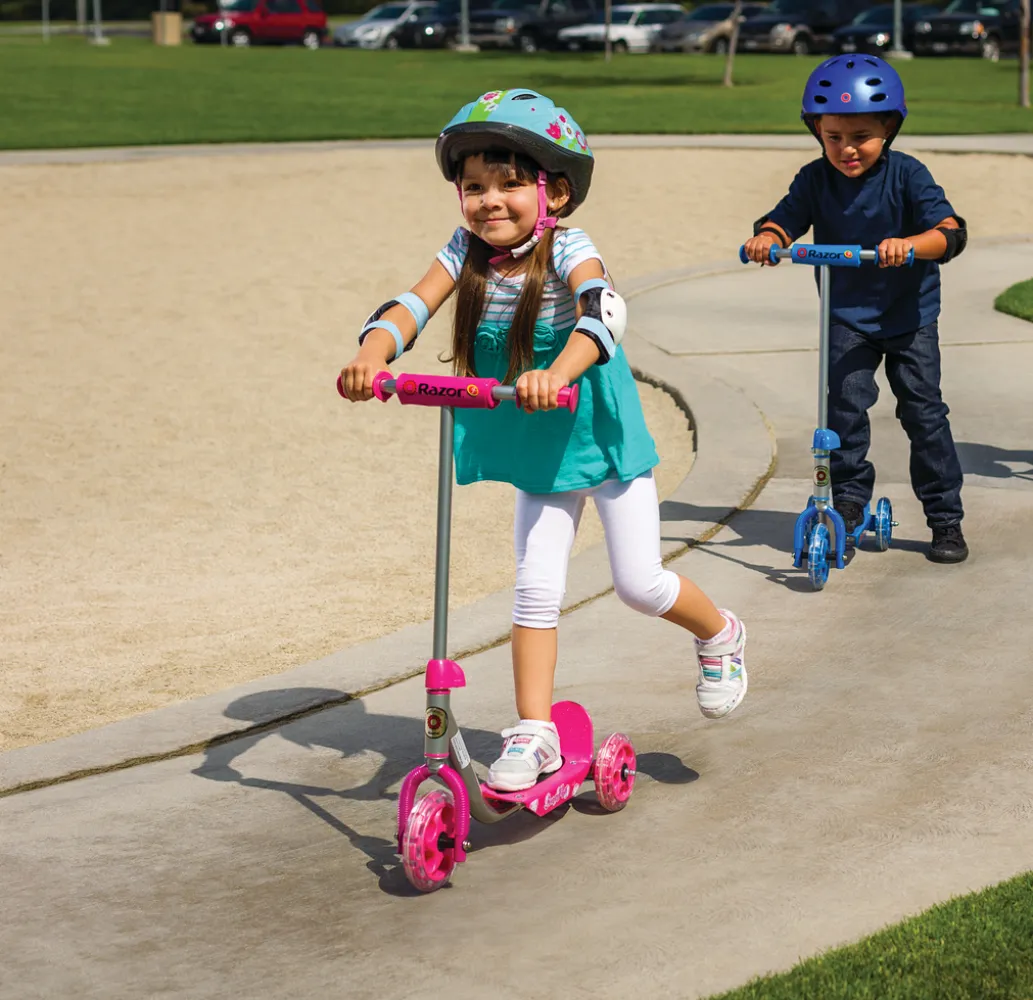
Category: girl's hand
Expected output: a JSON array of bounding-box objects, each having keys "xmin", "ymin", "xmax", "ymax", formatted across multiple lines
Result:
[
  {"xmin": 516, "ymin": 369, "xmax": 569, "ymax": 412},
  {"xmin": 877, "ymin": 238, "xmax": 914, "ymax": 268},
  {"xmin": 339, "ymin": 357, "xmax": 382, "ymax": 402},
  {"xmin": 743, "ymin": 233, "xmax": 780, "ymax": 265}
]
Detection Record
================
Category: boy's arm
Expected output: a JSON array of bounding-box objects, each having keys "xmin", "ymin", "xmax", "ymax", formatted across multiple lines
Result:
[
  {"xmin": 743, "ymin": 165, "xmax": 814, "ymax": 264},
  {"xmin": 340, "ymin": 260, "xmax": 456, "ymax": 400},
  {"xmin": 879, "ymin": 215, "xmax": 967, "ymax": 268}
]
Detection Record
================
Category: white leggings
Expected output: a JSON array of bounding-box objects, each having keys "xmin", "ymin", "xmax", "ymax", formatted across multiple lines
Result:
[{"xmin": 513, "ymin": 471, "xmax": 681, "ymax": 629}]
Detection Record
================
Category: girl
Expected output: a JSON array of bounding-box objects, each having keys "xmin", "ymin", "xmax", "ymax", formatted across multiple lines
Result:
[{"xmin": 340, "ymin": 89, "xmax": 747, "ymax": 793}]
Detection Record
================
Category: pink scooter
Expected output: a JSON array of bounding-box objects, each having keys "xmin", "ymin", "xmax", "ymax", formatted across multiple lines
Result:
[{"xmin": 337, "ymin": 370, "xmax": 637, "ymax": 893}]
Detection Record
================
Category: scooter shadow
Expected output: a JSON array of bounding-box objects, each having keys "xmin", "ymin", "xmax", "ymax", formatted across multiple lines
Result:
[
  {"xmin": 660, "ymin": 500, "xmax": 828, "ymax": 592},
  {"xmin": 192, "ymin": 691, "xmax": 701, "ymax": 896}
]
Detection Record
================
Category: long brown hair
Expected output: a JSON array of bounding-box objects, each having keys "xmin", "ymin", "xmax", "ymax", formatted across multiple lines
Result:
[{"xmin": 448, "ymin": 150, "xmax": 570, "ymax": 385}]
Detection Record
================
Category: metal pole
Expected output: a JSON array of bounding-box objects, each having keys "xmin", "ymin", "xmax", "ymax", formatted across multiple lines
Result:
[
  {"xmin": 818, "ymin": 264, "xmax": 831, "ymax": 431},
  {"xmin": 604, "ymin": 0, "xmax": 611, "ymax": 61},
  {"xmin": 42, "ymin": 0, "xmax": 50, "ymax": 41},
  {"xmin": 459, "ymin": 0, "xmax": 470, "ymax": 48},
  {"xmin": 432, "ymin": 407, "xmax": 455, "ymax": 661},
  {"xmin": 91, "ymin": 0, "xmax": 106, "ymax": 44},
  {"xmin": 1020, "ymin": 0, "xmax": 1031, "ymax": 108},
  {"xmin": 77, "ymin": 0, "xmax": 86, "ymax": 34},
  {"xmin": 891, "ymin": 0, "xmax": 904, "ymax": 55}
]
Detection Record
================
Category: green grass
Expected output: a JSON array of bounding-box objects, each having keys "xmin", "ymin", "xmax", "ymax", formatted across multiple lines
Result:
[
  {"xmin": 707, "ymin": 872, "xmax": 1033, "ymax": 1000},
  {"xmin": 995, "ymin": 279, "xmax": 1033, "ymax": 323},
  {"xmin": 0, "ymin": 35, "xmax": 1031, "ymax": 148}
]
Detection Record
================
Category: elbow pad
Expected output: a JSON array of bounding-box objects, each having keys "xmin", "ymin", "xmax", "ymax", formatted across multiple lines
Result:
[
  {"xmin": 936, "ymin": 217, "xmax": 967, "ymax": 264},
  {"xmin": 573, "ymin": 278, "xmax": 627, "ymax": 365},
  {"xmin": 358, "ymin": 291, "xmax": 430, "ymax": 362}
]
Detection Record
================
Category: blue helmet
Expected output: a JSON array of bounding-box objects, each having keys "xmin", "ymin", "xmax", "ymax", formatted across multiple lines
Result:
[
  {"xmin": 436, "ymin": 89, "xmax": 594, "ymax": 210},
  {"xmin": 801, "ymin": 55, "xmax": 907, "ymax": 144}
]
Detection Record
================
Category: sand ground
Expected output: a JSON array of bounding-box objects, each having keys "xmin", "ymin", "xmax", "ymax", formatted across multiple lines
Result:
[{"xmin": 2, "ymin": 146, "xmax": 1031, "ymax": 750}]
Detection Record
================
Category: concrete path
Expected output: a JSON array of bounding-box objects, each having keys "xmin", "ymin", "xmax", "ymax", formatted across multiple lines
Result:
[{"xmin": 2, "ymin": 238, "xmax": 1032, "ymax": 1000}]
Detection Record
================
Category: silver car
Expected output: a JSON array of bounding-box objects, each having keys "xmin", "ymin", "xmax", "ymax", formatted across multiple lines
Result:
[{"xmin": 333, "ymin": 0, "xmax": 435, "ymax": 47}]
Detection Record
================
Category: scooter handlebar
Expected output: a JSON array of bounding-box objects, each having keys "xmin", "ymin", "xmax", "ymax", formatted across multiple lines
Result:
[
  {"xmin": 337, "ymin": 371, "xmax": 579, "ymax": 413},
  {"xmin": 739, "ymin": 242, "xmax": 915, "ymax": 268}
]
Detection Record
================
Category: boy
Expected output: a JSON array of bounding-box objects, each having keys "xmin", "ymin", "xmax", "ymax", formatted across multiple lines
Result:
[{"xmin": 742, "ymin": 56, "xmax": 968, "ymax": 563}]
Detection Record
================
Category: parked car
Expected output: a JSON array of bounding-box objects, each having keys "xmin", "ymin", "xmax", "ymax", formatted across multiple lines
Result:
[
  {"xmin": 467, "ymin": 0, "xmax": 599, "ymax": 52},
  {"xmin": 558, "ymin": 3, "xmax": 684, "ymax": 53},
  {"xmin": 736, "ymin": 0, "xmax": 874, "ymax": 54},
  {"xmin": 333, "ymin": 0, "xmax": 434, "ymax": 47},
  {"xmin": 912, "ymin": 0, "xmax": 1026, "ymax": 61},
  {"xmin": 653, "ymin": 2, "xmax": 767, "ymax": 54},
  {"xmin": 832, "ymin": 2, "xmax": 941, "ymax": 53},
  {"xmin": 191, "ymin": 0, "xmax": 328, "ymax": 47},
  {"xmin": 392, "ymin": 0, "xmax": 495, "ymax": 46}
]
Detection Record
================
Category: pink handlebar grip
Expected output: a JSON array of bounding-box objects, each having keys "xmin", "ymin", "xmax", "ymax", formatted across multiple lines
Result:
[
  {"xmin": 371, "ymin": 370, "xmax": 393, "ymax": 402},
  {"xmin": 556, "ymin": 384, "xmax": 579, "ymax": 413}
]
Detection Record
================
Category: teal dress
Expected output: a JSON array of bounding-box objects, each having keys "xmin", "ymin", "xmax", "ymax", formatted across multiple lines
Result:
[{"xmin": 453, "ymin": 320, "xmax": 659, "ymax": 494}]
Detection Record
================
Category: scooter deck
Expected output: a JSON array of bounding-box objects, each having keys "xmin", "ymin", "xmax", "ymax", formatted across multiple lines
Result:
[{"xmin": 480, "ymin": 700, "xmax": 594, "ymax": 817}]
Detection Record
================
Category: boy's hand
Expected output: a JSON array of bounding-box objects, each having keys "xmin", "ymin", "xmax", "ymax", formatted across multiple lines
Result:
[
  {"xmin": 743, "ymin": 233, "xmax": 781, "ymax": 266},
  {"xmin": 516, "ymin": 369, "xmax": 568, "ymax": 412},
  {"xmin": 339, "ymin": 356, "xmax": 384, "ymax": 402},
  {"xmin": 877, "ymin": 238, "xmax": 914, "ymax": 268}
]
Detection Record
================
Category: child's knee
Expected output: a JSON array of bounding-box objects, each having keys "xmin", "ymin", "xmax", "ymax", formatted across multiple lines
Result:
[
  {"xmin": 513, "ymin": 583, "xmax": 564, "ymax": 628},
  {"xmin": 613, "ymin": 568, "xmax": 679, "ymax": 617}
]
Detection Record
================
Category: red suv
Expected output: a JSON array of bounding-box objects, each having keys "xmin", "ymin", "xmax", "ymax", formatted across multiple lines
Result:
[{"xmin": 191, "ymin": 0, "xmax": 328, "ymax": 48}]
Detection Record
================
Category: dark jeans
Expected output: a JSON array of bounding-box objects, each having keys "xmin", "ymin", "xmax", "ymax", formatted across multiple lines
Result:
[{"xmin": 828, "ymin": 321, "xmax": 964, "ymax": 528}]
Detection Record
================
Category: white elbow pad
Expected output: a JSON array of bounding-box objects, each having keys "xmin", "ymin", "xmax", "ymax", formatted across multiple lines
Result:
[{"xmin": 574, "ymin": 280, "xmax": 628, "ymax": 364}]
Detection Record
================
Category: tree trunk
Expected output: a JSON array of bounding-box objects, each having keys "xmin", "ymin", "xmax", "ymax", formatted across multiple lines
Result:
[
  {"xmin": 604, "ymin": 0, "xmax": 612, "ymax": 61},
  {"xmin": 723, "ymin": 0, "xmax": 743, "ymax": 88}
]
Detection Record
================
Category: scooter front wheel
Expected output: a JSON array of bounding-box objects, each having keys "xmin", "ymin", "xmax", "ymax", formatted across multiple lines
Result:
[
  {"xmin": 593, "ymin": 733, "xmax": 636, "ymax": 812},
  {"xmin": 402, "ymin": 789, "xmax": 456, "ymax": 892},
  {"xmin": 808, "ymin": 523, "xmax": 831, "ymax": 591}
]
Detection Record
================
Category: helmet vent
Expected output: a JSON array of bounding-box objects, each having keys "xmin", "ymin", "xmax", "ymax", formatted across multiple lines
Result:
[
  {"xmin": 818, "ymin": 78, "xmax": 832, "ymax": 87},
  {"xmin": 866, "ymin": 76, "xmax": 882, "ymax": 85},
  {"xmin": 512, "ymin": 93, "xmax": 536, "ymax": 100},
  {"xmin": 870, "ymin": 93, "xmax": 888, "ymax": 102},
  {"xmin": 865, "ymin": 57, "xmax": 879, "ymax": 66},
  {"xmin": 813, "ymin": 95, "xmax": 828, "ymax": 104}
]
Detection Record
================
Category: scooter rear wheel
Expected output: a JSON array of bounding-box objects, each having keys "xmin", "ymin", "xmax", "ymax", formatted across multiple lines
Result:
[
  {"xmin": 593, "ymin": 733, "xmax": 636, "ymax": 812},
  {"xmin": 873, "ymin": 497, "xmax": 893, "ymax": 552},
  {"xmin": 402, "ymin": 789, "xmax": 456, "ymax": 892}
]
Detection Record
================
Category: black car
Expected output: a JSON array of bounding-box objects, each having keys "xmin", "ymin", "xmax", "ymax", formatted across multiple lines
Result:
[
  {"xmin": 392, "ymin": 0, "xmax": 494, "ymax": 46},
  {"xmin": 912, "ymin": 0, "xmax": 1026, "ymax": 60},
  {"xmin": 832, "ymin": 2, "xmax": 942, "ymax": 54},
  {"xmin": 466, "ymin": 0, "xmax": 599, "ymax": 51},
  {"xmin": 737, "ymin": 0, "xmax": 876, "ymax": 54}
]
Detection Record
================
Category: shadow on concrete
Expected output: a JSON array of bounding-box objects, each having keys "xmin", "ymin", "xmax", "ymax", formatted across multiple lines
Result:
[
  {"xmin": 957, "ymin": 442, "xmax": 1033, "ymax": 482},
  {"xmin": 192, "ymin": 690, "xmax": 705, "ymax": 896}
]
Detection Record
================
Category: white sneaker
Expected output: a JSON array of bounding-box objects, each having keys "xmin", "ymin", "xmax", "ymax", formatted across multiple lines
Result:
[
  {"xmin": 695, "ymin": 611, "xmax": 747, "ymax": 719},
  {"xmin": 487, "ymin": 720, "xmax": 562, "ymax": 792}
]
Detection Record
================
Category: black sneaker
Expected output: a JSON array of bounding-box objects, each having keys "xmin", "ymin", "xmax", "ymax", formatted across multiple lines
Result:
[
  {"xmin": 835, "ymin": 500, "xmax": 865, "ymax": 548},
  {"xmin": 928, "ymin": 523, "xmax": 969, "ymax": 564}
]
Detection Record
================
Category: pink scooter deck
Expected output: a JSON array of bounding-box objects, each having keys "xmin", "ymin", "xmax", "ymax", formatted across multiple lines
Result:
[{"xmin": 480, "ymin": 701, "xmax": 594, "ymax": 817}]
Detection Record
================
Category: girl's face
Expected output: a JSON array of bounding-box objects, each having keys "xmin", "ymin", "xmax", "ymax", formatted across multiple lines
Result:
[
  {"xmin": 815, "ymin": 114, "xmax": 889, "ymax": 178},
  {"xmin": 458, "ymin": 153, "xmax": 567, "ymax": 250}
]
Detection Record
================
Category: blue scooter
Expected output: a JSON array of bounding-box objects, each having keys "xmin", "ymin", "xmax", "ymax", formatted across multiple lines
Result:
[{"xmin": 738, "ymin": 242, "xmax": 911, "ymax": 590}]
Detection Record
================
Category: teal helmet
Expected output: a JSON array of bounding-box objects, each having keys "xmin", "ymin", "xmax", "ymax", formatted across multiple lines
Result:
[{"xmin": 435, "ymin": 89, "xmax": 594, "ymax": 211}]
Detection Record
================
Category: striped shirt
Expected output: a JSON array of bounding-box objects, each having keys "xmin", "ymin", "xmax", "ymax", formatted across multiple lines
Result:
[{"xmin": 436, "ymin": 226, "xmax": 605, "ymax": 330}]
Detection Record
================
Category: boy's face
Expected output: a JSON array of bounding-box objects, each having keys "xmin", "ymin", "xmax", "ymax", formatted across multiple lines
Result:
[{"xmin": 815, "ymin": 114, "xmax": 890, "ymax": 178}]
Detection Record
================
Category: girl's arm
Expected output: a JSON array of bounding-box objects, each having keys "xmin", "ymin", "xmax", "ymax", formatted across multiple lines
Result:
[
  {"xmin": 340, "ymin": 260, "xmax": 456, "ymax": 402},
  {"xmin": 515, "ymin": 258, "xmax": 613, "ymax": 413}
]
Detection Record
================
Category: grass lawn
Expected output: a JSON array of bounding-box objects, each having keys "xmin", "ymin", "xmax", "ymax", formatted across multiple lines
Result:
[
  {"xmin": 995, "ymin": 279, "xmax": 1033, "ymax": 323},
  {"xmin": 707, "ymin": 872, "xmax": 1033, "ymax": 1000},
  {"xmin": 0, "ymin": 35, "xmax": 1031, "ymax": 148}
]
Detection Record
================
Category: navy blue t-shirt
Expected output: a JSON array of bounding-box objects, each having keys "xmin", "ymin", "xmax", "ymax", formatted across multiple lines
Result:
[{"xmin": 766, "ymin": 151, "xmax": 957, "ymax": 338}]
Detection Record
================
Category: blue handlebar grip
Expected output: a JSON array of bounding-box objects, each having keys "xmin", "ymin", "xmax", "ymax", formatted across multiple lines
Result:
[
  {"xmin": 769, "ymin": 243, "xmax": 781, "ymax": 265},
  {"xmin": 738, "ymin": 244, "xmax": 749, "ymax": 264}
]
